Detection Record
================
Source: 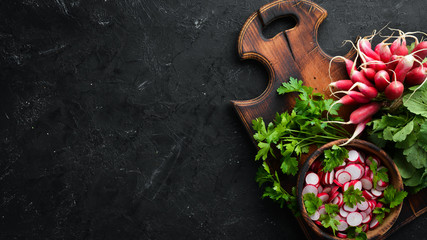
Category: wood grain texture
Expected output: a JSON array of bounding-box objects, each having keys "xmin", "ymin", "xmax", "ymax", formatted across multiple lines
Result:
[{"xmin": 231, "ymin": 0, "xmax": 427, "ymax": 239}]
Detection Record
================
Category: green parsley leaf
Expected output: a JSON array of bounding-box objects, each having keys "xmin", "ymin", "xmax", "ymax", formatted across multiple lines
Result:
[
  {"xmin": 320, "ymin": 204, "xmax": 340, "ymax": 235},
  {"xmin": 373, "ymin": 207, "xmax": 390, "ymax": 223},
  {"xmin": 347, "ymin": 226, "xmax": 367, "ymax": 240},
  {"xmin": 369, "ymin": 159, "xmax": 389, "ymax": 188},
  {"xmin": 322, "ymin": 145, "xmax": 348, "ymax": 172},
  {"xmin": 379, "ymin": 185, "xmax": 408, "ymax": 208},
  {"xmin": 277, "ymin": 77, "xmax": 304, "ymax": 95},
  {"xmin": 303, "ymin": 193, "xmax": 323, "ymax": 216},
  {"xmin": 343, "ymin": 185, "xmax": 365, "ymax": 208}
]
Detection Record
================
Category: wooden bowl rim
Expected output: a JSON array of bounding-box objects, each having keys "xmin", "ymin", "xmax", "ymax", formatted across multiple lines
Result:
[{"xmin": 297, "ymin": 139, "xmax": 404, "ymax": 240}]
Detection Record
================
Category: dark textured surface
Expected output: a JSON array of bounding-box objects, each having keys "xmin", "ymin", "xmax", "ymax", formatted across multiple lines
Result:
[{"xmin": 0, "ymin": 0, "xmax": 425, "ymax": 239}]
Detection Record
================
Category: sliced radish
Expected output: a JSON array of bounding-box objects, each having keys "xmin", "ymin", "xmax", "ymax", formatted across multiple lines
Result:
[
  {"xmin": 353, "ymin": 180, "xmax": 363, "ymax": 191},
  {"xmin": 377, "ymin": 179, "xmax": 389, "ymax": 187},
  {"xmin": 362, "ymin": 214, "xmax": 372, "ymax": 224},
  {"xmin": 329, "ymin": 191, "xmax": 339, "ymax": 203},
  {"xmin": 310, "ymin": 160, "xmax": 322, "ymax": 171},
  {"xmin": 302, "ymin": 184, "xmax": 318, "ymax": 196},
  {"xmin": 310, "ymin": 210, "xmax": 320, "ymax": 221},
  {"xmin": 337, "ymin": 219, "xmax": 349, "ymax": 231},
  {"xmin": 314, "ymin": 220, "xmax": 322, "ymax": 226},
  {"xmin": 376, "ymin": 202, "xmax": 384, "ymax": 208},
  {"xmin": 317, "ymin": 185, "xmax": 323, "ymax": 193},
  {"xmin": 318, "ymin": 205, "xmax": 326, "ymax": 215},
  {"xmin": 346, "ymin": 212, "xmax": 363, "ymax": 226},
  {"xmin": 366, "ymin": 156, "xmax": 380, "ymax": 166},
  {"xmin": 360, "ymin": 177, "xmax": 373, "ymax": 190},
  {"xmin": 369, "ymin": 200, "xmax": 377, "ymax": 209},
  {"xmin": 347, "ymin": 150, "xmax": 362, "ymax": 163},
  {"xmin": 330, "ymin": 186, "xmax": 340, "ymax": 196},
  {"xmin": 371, "ymin": 189, "xmax": 383, "ymax": 198},
  {"xmin": 337, "ymin": 171, "xmax": 351, "ymax": 184},
  {"xmin": 357, "ymin": 200, "xmax": 369, "ymax": 211},
  {"xmin": 362, "ymin": 224, "xmax": 369, "ymax": 232},
  {"xmin": 305, "ymin": 172, "xmax": 320, "ymax": 186},
  {"xmin": 343, "ymin": 203, "xmax": 358, "ymax": 212},
  {"xmin": 317, "ymin": 192, "xmax": 329, "ymax": 202},
  {"xmin": 362, "ymin": 190, "xmax": 374, "ymax": 200},
  {"xmin": 376, "ymin": 185, "xmax": 387, "ymax": 191},
  {"xmin": 345, "ymin": 164, "xmax": 363, "ymax": 180},
  {"xmin": 332, "ymin": 196, "xmax": 341, "ymax": 206},
  {"xmin": 340, "ymin": 207, "xmax": 349, "ymax": 218},
  {"xmin": 337, "ymin": 233, "xmax": 347, "ymax": 238},
  {"xmin": 343, "ymin": 182, "xmax": 351, "ymax": 192},
  {"xmin": 328, "ymin": 170, "xmax": 335, "ymax": 185},
  {"xmin": 360, "ymin": 211, "xmax": 367, "ymax": 220},
  {"xmin": 333, "ymin": 179, "xmax": 343, "ymax": 187},
  {"xmin": 322, "ymin": 186, "xmax": 332, "ymax": 194},
  {"xmin": 364, "ymin": 207, "xmax": 372, "ymax": 215},
  {"xmin": 335, "ymin": 168, "xmax": 345, "ymax": 179},
  {"xmin": 334, "ymin": 215, "xmax": 342, "ymax": 221},
  {"xmin": 370, "ymin": 218, "xmax": 379, "ymax": 229}
]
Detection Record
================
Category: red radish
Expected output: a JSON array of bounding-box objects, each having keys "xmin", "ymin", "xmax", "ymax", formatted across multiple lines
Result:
[
  {"xmin": 371, "ymin": 189, "xmax": 383, "ymax": 198},
  {"xmin": 369, "ymin": 200, "xmax": 377, "ymax": 209},
  {"xmin": 351, "ymin": 70, "xmax": 374, "ymax": 87},
  {"xmin": 310, "ymin": 210, "xmax": 320, "ymax": 221},
  {"xmin": 394, "ymin": 54, "xmax": 416, "ymax": 82},
  {"xmin": 329, "ymin": 191, "xmax": 340, "ymax": 203},
  {"xmin": 357, "ymin": 201, "xmax": 369, "ymax": 211},
  {"xmin": 310, "ymin": 160, "xmax": 322, "ymax": 171},
  {"xmin": 358, "ymin": 39, "xmax": 381, "ymax": 61},
  {"xmin": 364, "ymin": 206, "xmax": 372, "ymax": 215},
  {"xmin": 340, "ymin": 207, "xmax": 349, "ymax": 218},
  {"xmin": 302, "ymin": 184, "xmax": 318, "ymax": 196},
  {"xmin": 305, "ymin": 172, "xmax": 320, "ymax": 186},
  {"xmin": 329, "ymin": 80, "xmax": 354, "ymax": 91},
  {"xmin": 366, "ymin": 156, "xmax": 380, "ymax": 167},
  {"xmin": 394, "ymin": 45, "xmax": 409, "ymax": 56},
  {"xmin": 362, "ymin": 224, "xmax": 369, "ymax": 232},
  {"xmin": 405, "ymin": 66, "xmax": 427, "ymax": 86},
  {"xmin": 346, "ymin": 91, "xmax": 371, "ymax": 103},
  {"xmin": 378, "ymin": 44, "xmax": 392, "ymax": 63},
  {"xmin": 360, "ymin": 212, "xmax": 368, "ymax": 220},
  {"xmin": 360, "ymin": 177, "xmax": 373, "ymax": 190},
  {"xmin": 340, "ymin": 117, "xmax": 371, "ymax": 146},
  {"xmin": 411, "ymin": 41, "xmax": 427, "ymax": 69},
  {"xmin": 337, "ymin": 233, "xmax": 347, "ymax": 238},
  {"xmin": 332, "ymin": 195, "xmax": 343, "ymax": 206},
  {"xmin": 376, "ymin": 202, "xmax": 384, "ymax": 208},
  {"xmin": 328, "ymin": 170, "xmax": 335, "ymax": 185},
  {"xmin": 374, "ymin": 42, "xmax": 383, "ymax": 55},
  {"xmin": 336, "ymin": 95, "xmax": 359, "ymax": 106},
  {"xmin": 374, "ymin": 70, "xmax": 390, "ymax": 91},
  {"xmin": 362, "ymin": 68, "xmax": 376, "ymax": 81},
  {"xmin": 318, "ymin": 192, "xmax": 329, "ymax": 202},
  {"xmin": 384, "ymin": 81, "xmax": 404, "ymax": 100},
  {"xmin": 376, "ymin": 185, "xmax": 388, "ymax": 191},
  {"xmin": 344, "ymin": 58, "xmax": 357, "ymax": 77},
  {"xmin": 334, "ymin": 179, "xmax": 343, "ymax": 187},
  {"xmin": 343, "ymin": 203, "xmax": 357, "ymax": 212},
  {"xmin": 337, "ymin": 171, "xmax": 351, "ymax": 184},
  {"xmin": 345, "ymin": 164, "xmax": 363, "ymax": 180},
  {"xmin": 317, "ymin": 185, "xmax": 323, "ymax": 193},
  {"xmin": 348, "ymin": 150, "xmax": 362, "ymax": 163},
  {"xmin": 319, "ymin": 205, "xmax": 326, "ymax": 215},
  {"xmin": 362, "ymin": 214, "xmax": 372, "ymax": 224},
  {"xmin": 390, "ymin": 38, "xmax": 404, "ymax": 54},
  {"xmin": 351, "ymin": 82, "xmax": 378, "ymax": 98},
  {"xmin": 377, "ymin": 179, "xmax": 389, "ymax": 187},
  {"xmin": 387, "ymin": 55, "xmax": 400, "ymax": 70},
  {"xmin": 346, "ymin": 212, "xmax": 363, "ymax": 226},
  {"xmin": 315, "ymin": 220, "xmax": 322, "ymax": 226},
  {"xmin": 349, "ymin": 102, "xmax": 381, "ymax": 125},
  {"xmin": 337, "ymin": 220, "xmax": 349, "ymax": 232},
  {"xmin": 370, "ymin": 218, "xmax": 380, "ymax": 229},
  {"xmin": 331, "ymin": 186, "xmax": 340, "ymax": 195}
]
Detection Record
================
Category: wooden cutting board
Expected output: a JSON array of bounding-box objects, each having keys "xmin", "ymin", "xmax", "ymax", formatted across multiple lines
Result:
[{"xmin": 231, "ymin": 0, "xmax": 427, "ymax": 239}]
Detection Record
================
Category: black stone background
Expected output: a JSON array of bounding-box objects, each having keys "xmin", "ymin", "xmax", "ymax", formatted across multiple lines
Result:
[{"xmin": 0, "ymin": 0, "xmax": 426, "ymax": 239}]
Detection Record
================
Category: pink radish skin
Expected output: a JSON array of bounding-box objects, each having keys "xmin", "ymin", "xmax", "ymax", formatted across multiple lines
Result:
[
  {"xmin": 345, "ymin": 58, "xmax": 357, "ymax": 77},
  {"xmin": 394, "ymin": 45, "xmax": 409, "ymax": 56},
  {"xmin": 331, "ymin": 186, "xmax": 340, "ymax": 196},
  {"xmin": 341, "ymin": 117, "xmax": 371, "ymax": 146},
  {"xmin": 337, "ymin": 95, "xmax": 359, "ymax": 105},
  {"xmin": 347, "ymin": 91, "xmax": 371, "ymax": 104},
  {"xmin": 349, "ymin": 102, "xmax": 381, "ymax": 125},
  {"xmin": 405, "ymin": 66, "xmax": 427, "ymax": 86},
  {"xmin": 362, "ymin": 68, "xmax": 376, "ymax": 81},
  {"xmin": 346, "ymin": 212, "xmax": 363, "ymax": 227},
  {"xmin": 337, "ymin": 233, "xmax": 347, "ymax": 238},
  {"xmin": 351, "ymin": 70, "xmax": 374, "ymax": 87},
  {"xmin": 317, "ymin": 185, "xmax": 323, "ymax": 193},
  {"xmin": 362, "ymin": 214, "xmax": 372, "ymax": 224},
  {"xmin": 394, "ymin": 54, "xmax": 415, "ymax": 82},
  {"xmin": 387, "ymin": 55, "xmax": 399, "ymax": 70},
  {"xmin": 374, "ymin": 70, "xmax": 390, "ymax": 91},
  {"xmin": 315, "ymin": 220, "xmax": 322, "ymax": 226},
  {"xmin": 359, "ymin": 39, "xmax": 381, "ymax": 61},
  {"xmin": 305, "ymin": 172, "xmax": 320, "ymax": 186},
  {"xmin": 330, "ymin": 80, "xmax": 354, "ymax": 91},
  {"xmin": 379, "ymin": 44, "xmax": 392, "ymax": 63},
  {"xmin": 302, "ymin": 184, "xmax": 318, "ymax": 196},
  {"xmin": 374, "ymin": 42, "xmax": 383, "ymax": 55},
  {"xmin": 377, "ymin": 179, "xmax": 389, "ymax": 187},
  {"xmin": 366, "ymin": 156, "xmax": 380, "ymax": 167},
  {"xmin": 384, "ymin": 81, "xmax": 404, "ymax": 100},
  {"xmin": 352, "ymin": 82, "xmax": 378, "ymax": 98},
  {"xmin": 390, "ymin": 38, "xmax": 403, "ymax": 54},
  {"xmin": 334, "ymin": 179, "xmax": 343, "ymax": 187},
  {"xmin": 363, "ymin": 190, "xmax": 374, "ymax": 200},
  {"xmin": 335, "ymin": 168, "xmax": 345, "ymax": 179},
  {"xmin": 411, "ymin": 41, "xmax": 427, "ymax": 69},
  {"xmin": 329, "ymin": 191, "xmax": 339, "ymax": 203}
]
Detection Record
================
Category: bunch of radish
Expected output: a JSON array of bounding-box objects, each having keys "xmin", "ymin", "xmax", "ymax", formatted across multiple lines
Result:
[
  {"xmin": 328, "ymin": 29, "xmax": 427, "ymax": 145},
  {"xmin": 302, "ymin": 148, "xmax": 390, "ymax": 238}
]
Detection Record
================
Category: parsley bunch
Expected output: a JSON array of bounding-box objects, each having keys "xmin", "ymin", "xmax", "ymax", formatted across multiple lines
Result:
[
  {"xmin": 369, "ymin": 159, "xmax": 389, "ymax": 188},
  {"xmin": 319, "ymin": 204, "xmax": 340, "ymax": 235},
  {"xmin": 373, "ymin": 185, "xmax": 408, "ymax": 223},
  {"xmin": 343, "ymin": 185, "xmax": 364, "ymax": 208},
  {"xmin": 368, "ymin": 83, "xmax": 427, "ymax": 192}
]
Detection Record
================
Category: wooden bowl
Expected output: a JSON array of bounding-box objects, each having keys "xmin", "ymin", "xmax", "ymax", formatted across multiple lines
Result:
[{"xmin": 297, "ymin": 139, "xmax": 404, "ymax": 240}]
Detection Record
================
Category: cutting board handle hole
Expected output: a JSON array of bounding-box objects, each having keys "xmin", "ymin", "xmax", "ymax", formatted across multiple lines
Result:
[{"xmin": 262, "ymin": 15, "xmax": 297, "ymax": 39}]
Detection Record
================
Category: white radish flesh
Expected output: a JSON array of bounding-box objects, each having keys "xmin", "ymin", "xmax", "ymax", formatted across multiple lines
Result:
[
  {"xmin": 353, "ymin": 180, "xmax": 363, "ymax": 191},
  {"xmin": 337, "ymin": 220, "xmax": 349, "ymax": 232},
  {"xmin": 302, "ymin": 184, "xmax": 318, "ymax": 196},
  {"xmin": 362, "ymin": 190, "xmax": 374, "ymax": 200},
  {"xmin": 347, "ymin": 150, "xmax": 362, "ymax": 163},
  {"xmin": 346, "ymin": 212, "xmax": 363, "ymax": 227},
  {"xmin": 360, "ymin": 177, "xmax": 373, "ymax": 190},
  {"xmin": 343, "ymin": 204, "xmax": 358, "ymax": 212},
  {"xmin": 310, "ymin": 210, "xmax": 320, "ymax": 221},
  {"xmin": 357, "ymin": 201, "xmax": 369, "ymax": 211},
  {"xmin": 317, "ymin": 192, "xmax": 329, "ymax": 202},
  {"xmin": 345, "ymin": 164, "xmax": 363, "ymax": 180},
  {"xmin": 340, "ymin": 207, "xmax": 349, "ymax": 218},
  {"xmin": 305, "ymin": 172, "xmax": 320, "ymax": 186},
  {"xmin": 362, "ymin": 214, "xmax": 372, "ymax": 224},
  {"xmin": 370, "ymin": 218, "xmax": 380, "ymax": 229},
  {"xmin": 337, "ymin": 171, "xmax": 351, "ymax": 184},
  {"xmin": 371, "ymin": 189, "xmax": 383, "ymax": 198}
]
